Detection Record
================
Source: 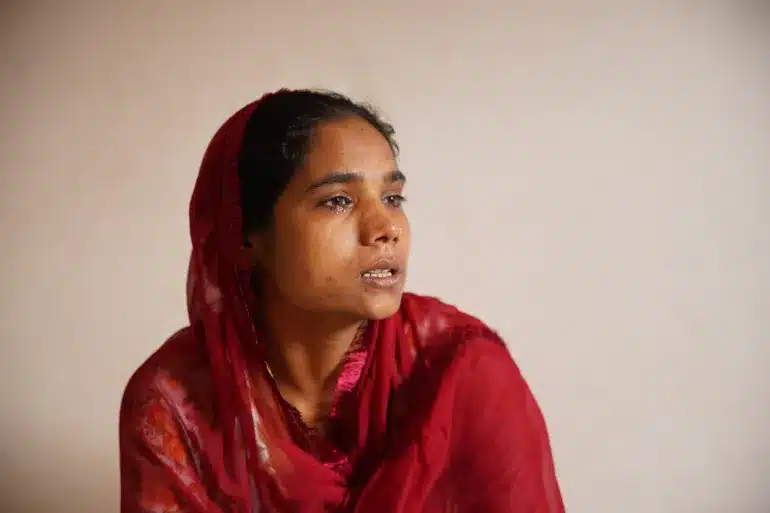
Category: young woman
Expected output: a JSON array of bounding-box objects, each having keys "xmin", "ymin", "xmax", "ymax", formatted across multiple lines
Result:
[{"xmin": 119, "ymin": 89, "xmax": 565, "ymax": 513}]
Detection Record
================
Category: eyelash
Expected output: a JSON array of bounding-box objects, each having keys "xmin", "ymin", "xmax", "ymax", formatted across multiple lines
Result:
[{"xmin": 321, "ymin": 194, "xmax": 406, "ymax": 213}]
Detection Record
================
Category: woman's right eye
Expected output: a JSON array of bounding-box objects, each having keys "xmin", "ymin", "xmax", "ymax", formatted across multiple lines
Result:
[{"xmin": 321, "ymin": 195, "xmax": 353, "ymax": 213}]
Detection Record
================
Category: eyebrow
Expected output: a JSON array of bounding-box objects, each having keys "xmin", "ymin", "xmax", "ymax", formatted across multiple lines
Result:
[{"xmin": 304, "ymin": 169, "xmax": 406, "ymax": 192}]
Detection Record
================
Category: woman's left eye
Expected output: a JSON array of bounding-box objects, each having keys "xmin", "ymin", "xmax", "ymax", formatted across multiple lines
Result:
[{"xmin": 384, "ymin": 194, "xmax": 406, "ymax": 208}]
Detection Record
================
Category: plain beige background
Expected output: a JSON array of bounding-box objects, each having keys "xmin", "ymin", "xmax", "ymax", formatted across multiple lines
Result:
[{"xmin": 2, "ymin": 1, "xmax": 769, "ymax": 512}]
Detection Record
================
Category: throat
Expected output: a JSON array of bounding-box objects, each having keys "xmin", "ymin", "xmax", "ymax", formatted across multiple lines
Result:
[
  {"xmin": 261, "ymin": 318, "xmax": 369, "ymax": 426},
  {"xmin": 279, "ymin": 386, "xmax": 336, "ymax": 429}
]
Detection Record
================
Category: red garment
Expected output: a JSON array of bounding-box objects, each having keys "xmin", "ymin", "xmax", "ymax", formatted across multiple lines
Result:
[{"xmin": 119, "ymin": 95, "xmax": 565, "ymax": 513}]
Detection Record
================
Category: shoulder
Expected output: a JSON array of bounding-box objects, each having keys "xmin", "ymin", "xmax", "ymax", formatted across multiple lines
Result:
[
  {"xmin": 119, "ymin": 329, "xmax": 221, "ymax": 512},
  {"xmin": 119, "ymin": 326, "xmax": 214, "ymax": 435},
  {"xmin": 398, "ymin": 292, "xmax": 523, "ymax": 394},
  {"xmin": 394, "ymin": 295, "xmax": 536, "ymax": 436},
  {"xmin": 400, "ymin": 292, "xmax": 512, "ymax": 361},
  {"xmin": 400, "ymin": 296, "xmax": 544, "ymax": 425}
]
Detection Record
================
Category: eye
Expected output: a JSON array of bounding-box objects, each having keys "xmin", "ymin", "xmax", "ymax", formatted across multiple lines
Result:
[
  {"xmin": 321, "ymin": 195, "xmax": 353, "ymax": 213},
  {"xmin": 384, "ymin": 194, "xmax": 406, "ymax": 208}
]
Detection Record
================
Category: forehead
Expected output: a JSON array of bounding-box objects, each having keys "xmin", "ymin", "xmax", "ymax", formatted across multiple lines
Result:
[{"xmin": 299, "ymin": 116, "xmax": 396, "ymax": 180}]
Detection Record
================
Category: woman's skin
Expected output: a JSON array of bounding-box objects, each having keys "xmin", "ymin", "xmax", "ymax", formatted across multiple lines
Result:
[{"xmin": 247, "ymin": 115, "xmax": 411, "ymax": 426}]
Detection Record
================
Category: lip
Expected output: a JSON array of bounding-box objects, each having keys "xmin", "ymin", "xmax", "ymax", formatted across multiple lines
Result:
[{"xmin": 359, "ymin": 257, "xmax": 403, "ymax": 289}]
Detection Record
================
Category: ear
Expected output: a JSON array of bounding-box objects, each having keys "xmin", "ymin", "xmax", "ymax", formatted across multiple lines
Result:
[{"xmin": 244, "ymin": 232, "xmax": 266, "ymax": 268}]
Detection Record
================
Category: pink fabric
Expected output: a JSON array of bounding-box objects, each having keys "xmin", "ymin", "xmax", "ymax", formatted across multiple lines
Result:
[
  {"xmin": 274, "ymin": 329, "xmax": 371, "ymax": 477},
  {"xmin": 119, "ymin": 94, "xmax": 566, "ymax": 513}
]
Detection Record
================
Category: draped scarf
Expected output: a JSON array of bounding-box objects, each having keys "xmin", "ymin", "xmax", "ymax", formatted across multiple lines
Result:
[{"xmin": 122, "ymin": 92, "xmax": 565, "ymax": 513}]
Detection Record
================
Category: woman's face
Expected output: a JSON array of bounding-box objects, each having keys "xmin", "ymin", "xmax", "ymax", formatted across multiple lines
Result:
[{"xmin": 248, "ymin": 115, "xmax": 410, "ymax": 322}]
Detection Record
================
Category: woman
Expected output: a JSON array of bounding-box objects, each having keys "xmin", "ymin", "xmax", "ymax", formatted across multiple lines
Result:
[{"xmin": 119, "ymin": 89, "xmax": 565, "ymax": 513}]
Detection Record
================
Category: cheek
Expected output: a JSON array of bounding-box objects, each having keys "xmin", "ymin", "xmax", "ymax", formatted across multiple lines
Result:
[
  {"xmin": 273, "ymin": 220, "xmax": 358, "ymax": 289},
  {"xmin": 311, "ymin": 223, "xmax": 359, "ymax": 279},
  {"xmin": 397, "ymin": 214, "xmax": 412, "ymax": 250}
]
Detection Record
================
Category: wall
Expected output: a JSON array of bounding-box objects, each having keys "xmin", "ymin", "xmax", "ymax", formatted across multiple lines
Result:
[{"xmin": 1, "ymin": 1, "xmax": 769, "ymax": 511}]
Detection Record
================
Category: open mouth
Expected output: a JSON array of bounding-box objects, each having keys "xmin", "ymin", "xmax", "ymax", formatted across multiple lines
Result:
[
  {"xmin": 359, "ymin": 262, "xmax": 402, "ymax": 289},
  {"xmin": 361, "ymin": 268, "xmax": 396, "ymax": 279}
]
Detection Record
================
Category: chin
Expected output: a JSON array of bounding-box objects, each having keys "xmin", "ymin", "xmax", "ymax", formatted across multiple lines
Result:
[{"xmin": 361, "ymin": 290, "xmax": 404, "ymax": 320}]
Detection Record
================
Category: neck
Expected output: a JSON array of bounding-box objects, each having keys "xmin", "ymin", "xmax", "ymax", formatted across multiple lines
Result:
[{"xmin": 258, "ymin": 296, "xmax": 364, "ymax": 403}]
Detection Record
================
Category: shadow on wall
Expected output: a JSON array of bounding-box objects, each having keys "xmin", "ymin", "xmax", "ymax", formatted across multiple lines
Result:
[
  {"xmin": 0, "ymin": 436, "xmax": 117, "ymax": 513},
  {"xmin": 738, "ymin": 0, "xmax": 770, "ymax": 30},
  {"xmin": 748, "ymin": 0, "xmax": 770, "ymax": 16}
]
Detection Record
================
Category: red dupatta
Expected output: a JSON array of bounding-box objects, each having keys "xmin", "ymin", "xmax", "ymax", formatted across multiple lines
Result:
[{"xmin": 120, "ymin": 93, "xmax": 566, "ymax": 513}]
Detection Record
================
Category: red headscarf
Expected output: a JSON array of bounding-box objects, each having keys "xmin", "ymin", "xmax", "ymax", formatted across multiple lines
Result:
[{"xmin": 123, "ymin": 92, "xmax": 565, "ymax": 513}]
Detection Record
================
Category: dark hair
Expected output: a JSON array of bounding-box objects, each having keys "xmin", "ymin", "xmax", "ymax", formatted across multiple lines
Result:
[{"xmin": 238, "ymin": 89, "xmax": 399, "ymax": 235}]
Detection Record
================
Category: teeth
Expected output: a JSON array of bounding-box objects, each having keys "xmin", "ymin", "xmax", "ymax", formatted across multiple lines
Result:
[{"xmin": 363, "ymin": 269, "xmax": 393, "ymax": 278}]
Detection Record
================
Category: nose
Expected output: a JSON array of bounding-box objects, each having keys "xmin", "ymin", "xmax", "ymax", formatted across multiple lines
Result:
[{"xmin": 360, "ymin": 202, "xmax": 401, "ymax": 247}]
